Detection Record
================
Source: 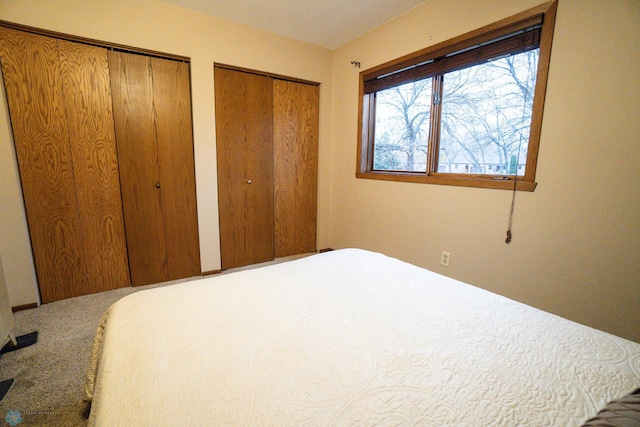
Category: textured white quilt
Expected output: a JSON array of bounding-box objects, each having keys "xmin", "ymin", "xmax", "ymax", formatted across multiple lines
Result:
[{"xmin": 85, "ymin": 249, "xmax": 640, "ymax": 426}]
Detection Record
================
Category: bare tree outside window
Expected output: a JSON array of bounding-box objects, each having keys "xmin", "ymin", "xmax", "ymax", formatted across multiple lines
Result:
[
  {"xmin": 371, "ymin": 49, "xmax": 538, "ymax": 176},
  {"xmin": 373, "ymin": 79, "xmax": 431, "ymax": 172},
  {"xmin": 358, "ymin": 1, "xmax": 557, "ymax": 191},
  {"xmin": 439, "ymin": 49, "xmax": 539, "ymax": 175}
]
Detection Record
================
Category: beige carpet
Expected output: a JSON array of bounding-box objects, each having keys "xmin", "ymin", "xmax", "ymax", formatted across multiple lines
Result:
[{"xmin": 0, "ymin": 254, "xmax": 311, "ymax": 426}]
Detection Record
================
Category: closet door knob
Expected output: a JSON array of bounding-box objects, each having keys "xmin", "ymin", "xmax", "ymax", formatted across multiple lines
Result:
[
  {"xmin": 156, "ymin": 183, "xmax": 161, "ymax": 189},
  {"xmin": 247, "ymin": 179, "xmax": 252, "ymax": 184}
]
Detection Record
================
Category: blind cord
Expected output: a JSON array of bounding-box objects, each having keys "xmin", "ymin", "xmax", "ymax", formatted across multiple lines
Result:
[
  {"xmin": 506, "ymin": 56, "xmax": 533, "ymax": 244},
  {"xmin": 505, "ymin": 180, "xmax": 516, "ymax": 243},
  {"xmin": 505, "ymin": 108, "xmax": 525, "ymax": 244}
]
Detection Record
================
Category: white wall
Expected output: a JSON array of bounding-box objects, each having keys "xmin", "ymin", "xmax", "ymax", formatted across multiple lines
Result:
[
  {"xmin": 0, "ymin": 0, "xmax": 333, "ymax": 306},
  {"xmin": 329, "ymin": 0, "xmax": 640, "ymax": 342}
]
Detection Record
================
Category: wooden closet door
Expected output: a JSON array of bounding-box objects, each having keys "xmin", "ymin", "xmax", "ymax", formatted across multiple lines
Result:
[
  {"xmin": 109, "ymin": 51, "xmax": 168, "ymax": 286},
  {"xmin": 215, "ymin": 67, "xmax": 275, "ymax": 270},
  {"xmin": 150, "ymin": 57, "xmax": 201, "ymax": 281},
  {"xmin": 57, "ymin": 40, "xmax": 131, "ymax": 293},
  {"xmin": 0, "ymin": 28, "xmax": 86, "ymax": 302},
  {"xmin": 273, "ymin": 80, "xmax": 319, "ymax": 257}
]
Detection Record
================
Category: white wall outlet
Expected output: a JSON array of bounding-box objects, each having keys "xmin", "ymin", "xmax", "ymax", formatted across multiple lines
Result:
[{"xmin": 440, "ymin": 251, "xmax": 451, "ymax": 267}]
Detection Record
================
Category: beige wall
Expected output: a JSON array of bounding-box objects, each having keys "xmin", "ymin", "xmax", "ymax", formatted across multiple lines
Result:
[
  {"xmin": 0, "ymin": 0, "xmax": 333, "ymax": 305},
  {"xmin": 1, "ymin": 0, "xmax": 638, "ymax": 343},
  {"xmin": 0, "ymin": 74, "xmax": 39, "ymax": 306},
  {"xmin": 330, "ymin": 0, "xmax": 640, "ymax": 342}
]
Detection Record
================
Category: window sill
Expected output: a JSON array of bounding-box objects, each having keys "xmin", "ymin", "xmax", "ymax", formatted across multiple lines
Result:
[{"xmin": 355, "ymin": 171, "xmax": 537, "ymax": 191}]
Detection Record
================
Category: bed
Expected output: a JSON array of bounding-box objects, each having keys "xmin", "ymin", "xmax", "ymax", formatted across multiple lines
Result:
[{"xmin": 84, "ymin": 249, "xmax": 640, "ymax": 426}]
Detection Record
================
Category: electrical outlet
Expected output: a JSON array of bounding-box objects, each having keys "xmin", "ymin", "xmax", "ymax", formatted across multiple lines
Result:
[{"xmin": 440, "ymin": 251, "xmax": 451, "ymax": 267}]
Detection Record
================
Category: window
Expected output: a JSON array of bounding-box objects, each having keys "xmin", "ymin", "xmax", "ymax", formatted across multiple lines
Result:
[{"xmin": 357, "ymin": 1, "xmax": 557, "ymax": 191}]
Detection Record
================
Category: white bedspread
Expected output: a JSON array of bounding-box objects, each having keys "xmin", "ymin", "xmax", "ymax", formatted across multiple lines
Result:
[{"xmin": 85, "ymin": 249, "xmax": 640, "ymax": 426}]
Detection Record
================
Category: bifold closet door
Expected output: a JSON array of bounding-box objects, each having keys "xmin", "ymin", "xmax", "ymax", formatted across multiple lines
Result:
[
  {"xmin": 0, "ymin": 29, "xmax": 84, "ymax": 302},
  {"xmin": 109, "ymin": 51, "xmax": 200, "ymax": 286},
  {"xmin": 273, "ymin": 80, "xmax": 319, "ymax": 257},
  {"xmin": 57, "ymin": 40, "xmax": 131, "ymax": 294},
  {"xmin": 150, "ymin": 57, "xmax": 201, "ymax": 282},
  {"xmin": 0, "ymin": 28, "xmax": 130, "ymax": 302},
  {"xmin": 215, "ymin": 67, "xmax": 275, "ymax": 270}
]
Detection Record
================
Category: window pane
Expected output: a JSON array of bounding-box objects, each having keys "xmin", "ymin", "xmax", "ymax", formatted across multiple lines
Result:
[
  {"xmin": 373, "ymin": 79, "xmax": 432, "ymax": 172},
  {"xmin": 439, "ymin": 49, "xmax": 539, "ymax": 176}
]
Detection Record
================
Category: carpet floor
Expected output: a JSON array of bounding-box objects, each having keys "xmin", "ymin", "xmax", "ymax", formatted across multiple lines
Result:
[{"xmin": 0, "ymin": 254, "xmax": 310, "ymax": 426}]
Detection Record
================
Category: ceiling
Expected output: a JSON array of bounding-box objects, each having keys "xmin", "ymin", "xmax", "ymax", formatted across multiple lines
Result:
[{"xmin": 157, "ymin": 0, "xmax": 428, "ymax": 50}]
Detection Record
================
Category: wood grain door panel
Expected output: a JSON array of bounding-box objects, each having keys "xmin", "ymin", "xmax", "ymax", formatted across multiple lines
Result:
[
  {"xmin": 273, "ymin": 80, "xmax": 319, "ymax": 257},
  {"xmin": 1, "ymin": 28, "xmax": 200, "ymax": 298},
  {"xmin": 215, "ymin": 67, "xmax": 274, "ymax": 270},
  {"xmin": 0, "ymin": 28, "xmax": 87, "ymax": 302},
  {"xmin": 57, "ymin": 39, "xmax": 131, "ymax": 292},
  {"xmin": 151, "ymin": 57, "xmax": 201, "ymax": 280},
  {"xmin": 109, "ymin": 51, "xmax": 168, "ymax": 286}
]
